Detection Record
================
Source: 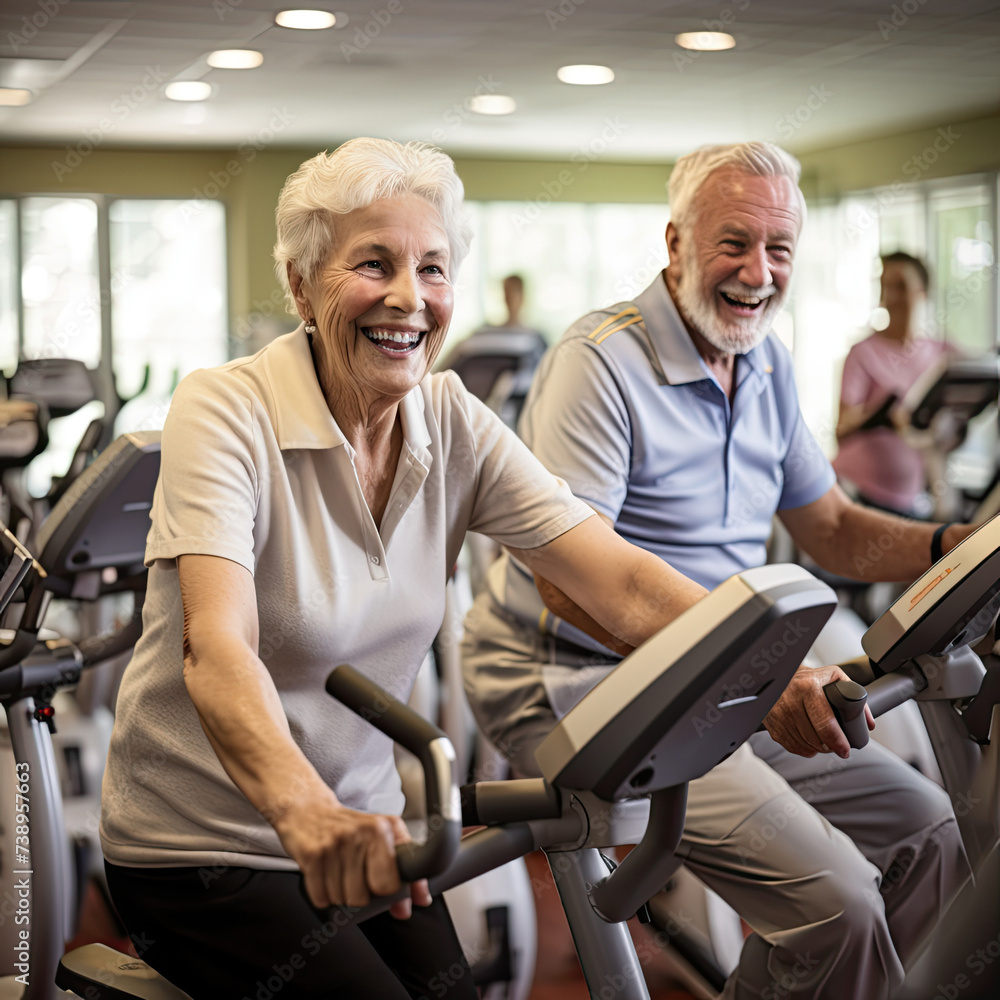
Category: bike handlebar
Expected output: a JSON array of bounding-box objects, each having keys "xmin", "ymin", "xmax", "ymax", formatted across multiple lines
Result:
[
  {"xmin": 325, "ymin": 665, "xmax": 461, "ymax": 883},
  {"xmin": 824, "ymin": 678, "xmax": 870, "ymax": 749}
]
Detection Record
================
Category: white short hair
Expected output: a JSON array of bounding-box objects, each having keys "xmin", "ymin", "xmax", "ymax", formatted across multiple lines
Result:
[
  {"xmin": 667, "ymin": 141, "xmax": 806, "ymax": 230},
  {"xmin": 273, "ymin": 138, "xmax": 473, "ymax": 308}
]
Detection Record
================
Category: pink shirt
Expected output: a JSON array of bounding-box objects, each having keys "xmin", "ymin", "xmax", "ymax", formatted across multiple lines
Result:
[{"xmin": 833, "ymin": 333, "xmax": 953, "ymax": 512}]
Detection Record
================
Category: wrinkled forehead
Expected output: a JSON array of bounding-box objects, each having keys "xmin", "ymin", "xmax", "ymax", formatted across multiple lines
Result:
[
  {"xmin": 691, "ymin": 167, "xmax": 804, "ymax": 240},
  {"xmin": 334, "ymin": 194, "xmax": 450, "ymax": 257}
]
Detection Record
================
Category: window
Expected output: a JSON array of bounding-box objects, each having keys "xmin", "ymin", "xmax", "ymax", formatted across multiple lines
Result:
[
  {"xmin": 788, "ymin": 173, "xmax": 998, "ymax": 458},
  {"xmin": 928, "ymin": 181, "xmax": 996, "ymax": 354},
  {"xmin": 0, "ymin": 194, "xmax": 228, "ymax": 495},
  {"xmin": 0, "ymin": 200, "xmax": 18, "ymax": 373},
  {"xmin": 109, "ymin": 199, "xmax": 227, "ymax": 430},
  {"xmin": 444, "ymin": 201, "xmax": 671, "ymax": 354},
  {"xmin": 20, "ymin": 197, "xmax": 101, "ymax": 365}
]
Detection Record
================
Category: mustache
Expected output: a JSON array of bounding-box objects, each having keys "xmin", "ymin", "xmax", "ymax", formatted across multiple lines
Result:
[{"xmin": 717, "ymin": 281, "xmax": 779, "ymax": 300}]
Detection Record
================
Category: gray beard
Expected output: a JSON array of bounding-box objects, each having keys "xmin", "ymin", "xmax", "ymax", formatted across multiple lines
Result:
[{"xmin": 674, "ymin": 270, "xmax": 782, "ymax": 355}]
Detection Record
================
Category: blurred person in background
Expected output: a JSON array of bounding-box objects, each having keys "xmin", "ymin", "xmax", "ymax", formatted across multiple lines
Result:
[
  {"xmin": 833, "ymin": 252, "xmax": 957, "ymax": 517},
  {"xmin": 438, "ymin": 273, "xmax": 547, "ymax": 403}
]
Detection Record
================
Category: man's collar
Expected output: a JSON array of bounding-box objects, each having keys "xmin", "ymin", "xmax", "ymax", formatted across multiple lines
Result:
[
  {"xmin": 633, "ymin": 271, "xmax": 766, "ymax": 384},
  {"xmin": 260, "ymin": 325, "xmax": 431, "ymax": 452}
]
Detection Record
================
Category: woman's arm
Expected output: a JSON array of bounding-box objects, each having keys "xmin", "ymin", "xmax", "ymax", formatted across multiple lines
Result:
[
  {"xmin": 178, "ymin": 553, "xmax": 428, "ymax": 916},
  {"xmin": 506, "ymin": 513, "xmax": 708, "ymax": 649},
  {"xmin": 835, "ymin": 395, "xmax": 899, "ymax": 442}
]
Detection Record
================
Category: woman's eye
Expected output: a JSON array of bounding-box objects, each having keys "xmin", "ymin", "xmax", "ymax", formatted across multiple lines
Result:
[
  {"xmin": 423, "ymin": 264, "xmax": 444, "ymax": 275},
  {"xmin": 359, "ymin": 260, "xmax": 384, "ymax": 271}
]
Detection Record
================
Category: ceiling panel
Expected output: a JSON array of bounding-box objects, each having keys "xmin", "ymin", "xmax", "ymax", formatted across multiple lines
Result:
[{"xmin": 0, "ymin": 0, "xmax": 998, "ymax": 158}]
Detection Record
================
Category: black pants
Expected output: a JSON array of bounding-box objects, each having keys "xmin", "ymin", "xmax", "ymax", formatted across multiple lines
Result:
[{"xmin": 105, "ymin": 861, "xmax": 478, "ymax": 1000}]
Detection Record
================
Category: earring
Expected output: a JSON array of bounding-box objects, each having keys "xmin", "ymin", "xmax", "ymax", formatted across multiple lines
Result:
[{"xmin": 304, "ymin": 318, "xmax": 317, "ymax": 334}]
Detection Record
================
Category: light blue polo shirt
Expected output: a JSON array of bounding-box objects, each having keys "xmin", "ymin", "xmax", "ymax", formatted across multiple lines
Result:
[{"xmin": 492, "ymin": 271, "xmax": 835, "ymax": 655}]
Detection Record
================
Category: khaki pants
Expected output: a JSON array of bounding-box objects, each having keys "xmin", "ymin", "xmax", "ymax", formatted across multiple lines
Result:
[{"xmin": 461, "ymin": 591, "xmax": 971, "ymax": 1000}]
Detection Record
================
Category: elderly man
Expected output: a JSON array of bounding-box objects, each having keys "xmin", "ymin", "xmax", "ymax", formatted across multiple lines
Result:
[{"xmin": 462, "ymin": 142, "xmax": 971, "ymax": 1000}]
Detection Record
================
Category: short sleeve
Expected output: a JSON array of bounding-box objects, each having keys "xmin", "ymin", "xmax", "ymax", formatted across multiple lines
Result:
[
  {"xmin": 839, "ymin": 342, "xmax": 876, "ymax": 408},
  {"xmin": 442, "ymin": 376, "xmax": 594, "ymax": 549},
  {"xmin": 145, "ymin": 370, "xmax": 259, "ymax": 572},
  {"xmin": 778, "ymin": 409, "xmax": 837, "ymax": 510},
  {"xmin": 517, "ymin": 339, "xmax": 632, "ymax": 522}
]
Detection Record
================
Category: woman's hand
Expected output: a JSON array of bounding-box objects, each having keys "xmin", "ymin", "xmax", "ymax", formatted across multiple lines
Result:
[{"xmin": 274, "ymin": 790, "xmax": 432, "ymax": 919}]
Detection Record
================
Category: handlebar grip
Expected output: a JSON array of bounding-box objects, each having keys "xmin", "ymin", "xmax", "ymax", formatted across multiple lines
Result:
[
  {"xmin": 325, "ymin": 665, "xmax": 461, "ymax": 883},
  {"xmin": 824, "ymin": 678, "xmax": 870, "ymax": 749}
]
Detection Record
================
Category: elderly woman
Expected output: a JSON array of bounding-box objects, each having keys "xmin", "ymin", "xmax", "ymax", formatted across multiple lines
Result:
[{"xmin": 99, "ymin": 138, "xmax": 706, "ymax": 999}]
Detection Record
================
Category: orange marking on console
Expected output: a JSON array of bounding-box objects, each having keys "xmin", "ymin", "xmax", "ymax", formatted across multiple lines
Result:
[{"xmin": 908, "ymin": 565, "xmax": 958, "ymax": 611}]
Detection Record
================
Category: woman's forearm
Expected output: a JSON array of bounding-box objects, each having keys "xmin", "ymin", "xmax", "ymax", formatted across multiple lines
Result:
[
  {"xmin": 512, "ymin": 515, "xmax": 707, "ymax": 651},
  {"xmin": 183, "ymin": 639, "xmax": 337, "ymax": 828}
]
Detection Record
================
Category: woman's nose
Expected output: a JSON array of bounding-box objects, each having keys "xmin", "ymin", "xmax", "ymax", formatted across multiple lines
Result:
[{"xmin": 384, "ymin": 267, "xmax": 423, "ymax": 312}]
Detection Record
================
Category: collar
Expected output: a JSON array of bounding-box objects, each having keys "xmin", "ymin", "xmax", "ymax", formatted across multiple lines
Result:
[
  {"xmin": 258, "ymin": 324, "xmax": 432, "ymax": 453},
  {"xmin": 633, "ymin": 271, "xmax": 767, "ymax": 385}
]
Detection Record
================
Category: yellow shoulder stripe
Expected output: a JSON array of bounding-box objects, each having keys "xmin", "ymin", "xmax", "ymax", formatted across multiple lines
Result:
[
  {"xmin": 587, "ymin": 306, "xmax": 640, "ymax": 342},
  {"xmin": 594, "ymin": 315, "xmax": 642, "ymax": 345}
]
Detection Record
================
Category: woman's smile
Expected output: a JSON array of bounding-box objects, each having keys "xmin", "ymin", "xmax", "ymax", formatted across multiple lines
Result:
[{"xmin": 360, "ymin": 326, "xmax": 427, "ymax": 355}]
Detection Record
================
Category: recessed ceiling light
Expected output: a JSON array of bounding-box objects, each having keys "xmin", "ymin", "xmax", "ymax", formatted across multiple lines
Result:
[
  {"xmin": 275, "ymin": 9, "xmax": 337, "ymax": 29},
  {"xmin": 675, "ymin": 31, "xmax": 736, "ymax": 51},
  {"xmin": 207, "ymin": 49, "xmax": 264, "ymax": 69},
  {"xmin": 556, "ymin": 64, "xmax": 615, "ymax": 86},
  {"xmin": 165, "ymin": 81, "xmax": 212, "ymax": 102},
  {"xmin": 468, "ymin": 94, "xmax": 516, "ymax": 115},
  {"xmin": 0, "ymin": 88, "xmax": 32, "ymax": 106}
]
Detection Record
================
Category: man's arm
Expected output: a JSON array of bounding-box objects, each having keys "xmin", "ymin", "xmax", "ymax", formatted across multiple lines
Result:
[
  {"xmin": 518, "ymin": 516, "xmax": 872, "ymax": 759},
  {"xmin": 778, "ymin": 483, "xmax": 975, "ymax": 582}
]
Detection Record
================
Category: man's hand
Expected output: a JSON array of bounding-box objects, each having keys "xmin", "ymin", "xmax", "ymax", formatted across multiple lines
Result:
[{"xmin": 763, "ymin": 663, "xmax": 875, "ymax": 759}]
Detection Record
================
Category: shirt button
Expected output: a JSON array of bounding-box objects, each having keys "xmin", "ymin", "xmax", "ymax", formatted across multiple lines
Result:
[{"xmin": 370, "ymin": 555, "xmax": 380, "ymax": 565}]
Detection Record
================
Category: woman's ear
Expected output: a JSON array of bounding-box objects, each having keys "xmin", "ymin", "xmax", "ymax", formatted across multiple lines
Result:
[{"xmin": 287, "ymin": 262, "xmax": 312, "ymax": 322}]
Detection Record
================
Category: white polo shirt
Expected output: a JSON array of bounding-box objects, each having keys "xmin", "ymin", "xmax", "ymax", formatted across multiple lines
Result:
[{"xmin": 100, "ymin": 326, "xmax": 591, "ymax": 870}]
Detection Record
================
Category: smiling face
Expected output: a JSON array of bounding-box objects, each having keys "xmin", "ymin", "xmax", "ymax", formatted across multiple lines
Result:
[
  {"xmin": 291, "ymin": 193, "xmax": 454, "ymax": 410},
  {"xmin": 668, "ymin": 167, "xmax": 802, "ymax": 355}
]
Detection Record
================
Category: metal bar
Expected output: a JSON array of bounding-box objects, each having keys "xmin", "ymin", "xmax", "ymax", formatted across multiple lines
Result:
[
  {"xmin": 6, "ymin": 695, "xmax": 74, "ymax": 1000},
  {"xmin": 589, "ymin": 786, "xmax": 687, "ymax": 924},
  {"xmin": 546, "ymin": 847, "xmax": 650, "ymax": 1000},
  {"xmin": 865, "ymin": 668, "xmax": 926, "ymax": 719}
]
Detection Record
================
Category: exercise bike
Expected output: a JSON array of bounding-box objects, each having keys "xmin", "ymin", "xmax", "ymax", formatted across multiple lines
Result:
[
  {"xmin": 0, "ymin": 432, "xmax": 843, "ymax": 998},
  {"xmin": 824, "ymin": 512, "xmax": 1000, "ymax": 998}
]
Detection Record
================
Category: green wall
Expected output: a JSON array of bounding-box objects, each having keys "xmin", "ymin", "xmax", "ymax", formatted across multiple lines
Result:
[
  {"xmin": 796, "ymin": 112, "xmax": 1000, "ymax": 201},
  {"xmin": 3, "ymin": 109, "xmax": 998, "ymax": 335}
]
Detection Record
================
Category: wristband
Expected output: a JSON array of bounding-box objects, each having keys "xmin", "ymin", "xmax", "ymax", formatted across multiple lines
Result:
[{"xmin": 931, "ymin": 523, "xmax": 953, "ymax": 564}]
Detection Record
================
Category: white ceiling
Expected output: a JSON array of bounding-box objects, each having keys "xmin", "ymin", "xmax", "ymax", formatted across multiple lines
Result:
[{"xmin": 1, "ymin": 0, "xmax": 999, "ymax": 160}]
